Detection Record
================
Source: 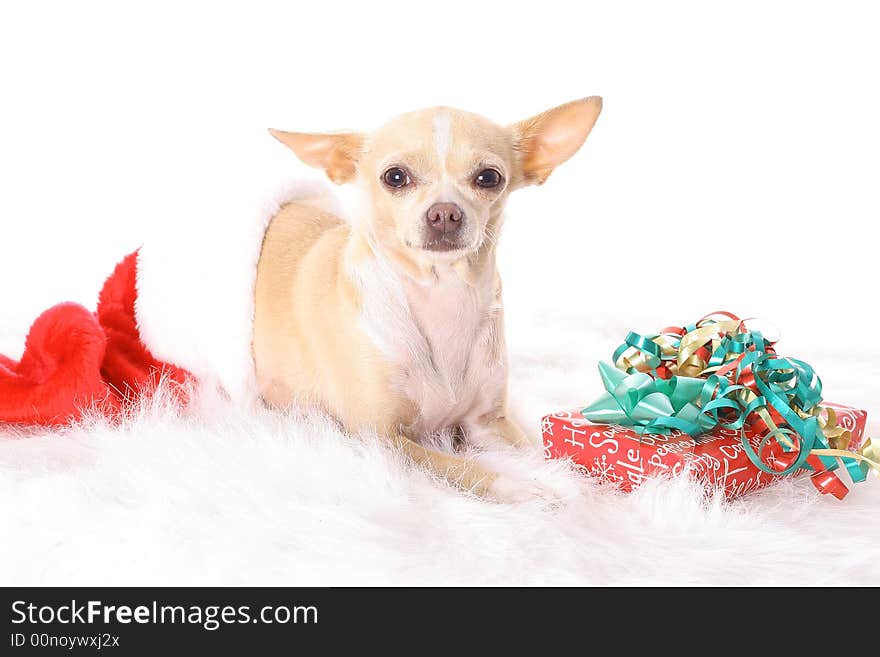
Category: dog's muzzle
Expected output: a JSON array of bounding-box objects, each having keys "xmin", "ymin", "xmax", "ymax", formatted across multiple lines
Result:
[{"xmin": 422, "ymin": 202, "xmax": 465, "ymax": 252}]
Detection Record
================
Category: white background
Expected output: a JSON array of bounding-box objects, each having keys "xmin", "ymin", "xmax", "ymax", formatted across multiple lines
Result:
[
  {"xmin": 3, "ymin": 4, "xmax": 880, "ymax": 589},
  {"xmin": 1, "ymin": 1, "xmax": 878, "ymax": 398}
]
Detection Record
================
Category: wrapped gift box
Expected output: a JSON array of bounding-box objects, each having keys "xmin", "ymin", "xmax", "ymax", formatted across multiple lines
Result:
[{"xmin": 542, "ymin": 402, "xmax": 867, "ymax": 499}]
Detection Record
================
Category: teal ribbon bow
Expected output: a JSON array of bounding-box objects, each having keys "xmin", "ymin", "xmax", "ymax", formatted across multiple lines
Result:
[{"xmin": 582, "ymin": 362, "xmax": 709, "ymax": 436}]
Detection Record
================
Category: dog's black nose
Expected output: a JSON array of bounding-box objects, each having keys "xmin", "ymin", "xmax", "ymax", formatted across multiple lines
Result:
[{"xmin": 425, "ymin": 202, "xmax": 464, "ymax": 234}]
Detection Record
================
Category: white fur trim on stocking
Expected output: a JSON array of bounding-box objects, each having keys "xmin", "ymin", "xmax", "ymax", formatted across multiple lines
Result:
[{"xmin": 135, "ymin": 171, "xmax": 340, "ymax": 405}]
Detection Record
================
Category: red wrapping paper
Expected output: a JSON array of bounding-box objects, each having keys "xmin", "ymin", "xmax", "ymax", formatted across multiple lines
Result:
[{"xmin": 542, "ymin": 401, "xmax": 867, "ymax": 499}]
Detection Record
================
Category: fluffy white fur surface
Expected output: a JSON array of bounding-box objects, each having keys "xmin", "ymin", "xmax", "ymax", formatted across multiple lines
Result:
[{"xmin": 2, "ymin": 309, "xmax": 878, "ymax": 586}]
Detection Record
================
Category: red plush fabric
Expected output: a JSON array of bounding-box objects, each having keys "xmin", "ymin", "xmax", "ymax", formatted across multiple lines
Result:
[
  {"xmin": 96, "ymin": 252, "xmax": 190, "ymax": 399},
  {"xmin": 0, "ymin": 302, "xmax": 117, "ymax": 425},
  {"xmin": 0, "ymin": 251, "xmax": 190, "ymax": 427}
]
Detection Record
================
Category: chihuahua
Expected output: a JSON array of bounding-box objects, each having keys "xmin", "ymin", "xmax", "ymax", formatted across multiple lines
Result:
[{"xmin": 253, "ymin": 97, "xmax": 602, "ymax": 501}]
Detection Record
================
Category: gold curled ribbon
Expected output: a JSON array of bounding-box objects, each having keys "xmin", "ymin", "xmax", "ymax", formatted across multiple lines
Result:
[
  {"xmin": 814, "ymin": 406, "xmax": 853, "ymax": 451},
  {"xmin": 813, "ymin": 438, "xmax": 880, "ymax": 476},
  {"xmin": 810, "ymin": 407, "xmax": 880, "ymax": 480},
  {"xmin": 676, "ymin": 318, "xmax": 741, "ymax": 366},
  {"xmin": 615, "ymin": 348, "xmax": 652, "ymax": 374}
]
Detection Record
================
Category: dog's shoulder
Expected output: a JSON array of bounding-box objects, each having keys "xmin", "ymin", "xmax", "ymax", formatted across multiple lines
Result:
[
  {"xmin": 263, "ymin": 201, "xmax": 344, "ymax": 252},
  {"xmin": 259, "ymin": 202, "xmax": 345, "ymax": 278}
]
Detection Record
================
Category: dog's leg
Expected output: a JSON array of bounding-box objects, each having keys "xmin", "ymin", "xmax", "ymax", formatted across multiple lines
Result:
[
  {"xmin": 464, "ymin": 416, "xmax": 533, "ymax": 450},
  {"xmin": 485, "ymin": 416, "xmax": 532, "ymax": 448},
  {"xmin": 389, "ymin": 434, "xmax": 496, "ymax": 495},
  {"xmin": 388, "ymin": 434, "xmax": 543, "ymax": 502}
]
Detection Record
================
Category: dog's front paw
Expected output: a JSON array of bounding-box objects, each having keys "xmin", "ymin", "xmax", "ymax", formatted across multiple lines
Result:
[{"xmin": 488, "ymin": 474, "xmax": 560, "ymax": 504}]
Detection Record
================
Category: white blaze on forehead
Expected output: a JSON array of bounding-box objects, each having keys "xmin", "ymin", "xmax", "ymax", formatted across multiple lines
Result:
[{"xmin": 433, "ymin": 112, "xmax": 452, "ymax": 163}]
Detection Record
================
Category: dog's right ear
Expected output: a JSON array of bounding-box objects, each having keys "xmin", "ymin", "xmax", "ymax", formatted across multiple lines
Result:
[{"xmin": 268, "ymin": 129, "xmax": 365, "ymax": 184}]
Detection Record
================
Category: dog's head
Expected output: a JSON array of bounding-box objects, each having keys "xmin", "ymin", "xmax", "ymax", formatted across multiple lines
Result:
[{"xmin": 270, "ymin": 97, "xmax": 602, "ymax": 261}]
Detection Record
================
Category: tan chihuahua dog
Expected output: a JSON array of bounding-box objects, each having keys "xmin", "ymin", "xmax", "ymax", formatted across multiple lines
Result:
[{"xmin": 254, "ymin": 97, "xmax": 602, "ymax": 501}]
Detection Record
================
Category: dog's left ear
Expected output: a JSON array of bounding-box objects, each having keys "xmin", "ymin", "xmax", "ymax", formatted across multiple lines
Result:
[
  {"xmin": 510, "ymin": 96, "xmax": 602, "ymax": 186},
  {"xmin": 268, "ymin": 129, "xmax": 365, "ymax": 184}
]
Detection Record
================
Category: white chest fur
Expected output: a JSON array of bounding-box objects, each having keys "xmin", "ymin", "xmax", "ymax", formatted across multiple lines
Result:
[{"xmin": 351, "ymin": 253, "xmax": 506, "ymax": 435}]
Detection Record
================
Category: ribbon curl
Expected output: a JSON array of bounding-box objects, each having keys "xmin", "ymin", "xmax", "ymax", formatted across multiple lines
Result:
[{"xmin": 583, "ymin": 311, "xmax": 877, "ymax": 499}]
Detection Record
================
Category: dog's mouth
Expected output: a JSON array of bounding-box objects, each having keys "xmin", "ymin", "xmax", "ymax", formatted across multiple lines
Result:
[
  {"xmin": 406, "ymin": 236, "xmax": 469, "ymax": 254},
  {"xmin": 420, "ymin": 236, "xmax": 464, "ymax": 252}
]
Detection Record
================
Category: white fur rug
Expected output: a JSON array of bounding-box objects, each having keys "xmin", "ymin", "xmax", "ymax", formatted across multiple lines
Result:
[{"xmin": 2, "ymin": 307, "xmax": 878, "ymax": 586}]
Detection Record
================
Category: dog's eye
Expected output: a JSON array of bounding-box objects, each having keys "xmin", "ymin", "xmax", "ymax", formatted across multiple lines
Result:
[
  {"xmin": 474, "ymin": 168, "xmax": 503, "ymax": 189},
  {"xmin": 382, "ymin": 167, "xmax": 411, "ymax": 188}
]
